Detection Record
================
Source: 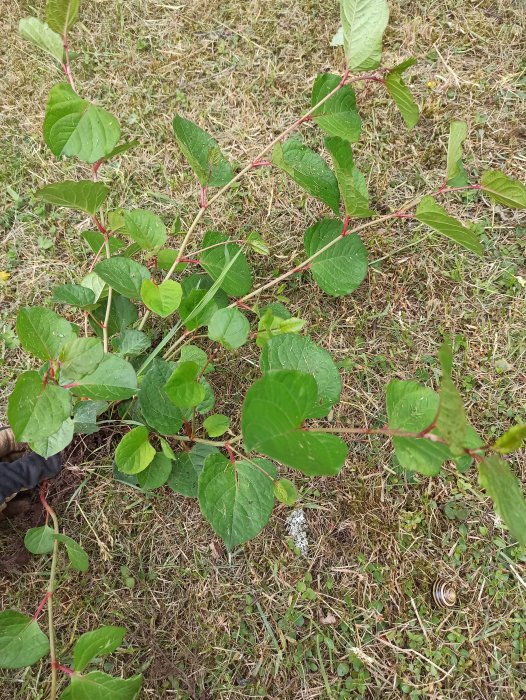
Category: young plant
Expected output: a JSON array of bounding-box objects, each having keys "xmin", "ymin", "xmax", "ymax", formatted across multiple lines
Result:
[
  {"xmin": 7, "ymin": 0, "xmax": 526, "ymax": 617},
  {"xmin": 0, "ymin": 483, "xmax": 142, "ymax": 699}
]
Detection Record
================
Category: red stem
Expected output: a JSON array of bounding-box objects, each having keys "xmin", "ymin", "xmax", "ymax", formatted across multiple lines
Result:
[
  {"xmin": 52, "ymin": 661, "xmax": 74, "ymax": 677},
  {"xmin": 225, "ymin": 444, "xmax": 236, "ymax": 466},
  {"xmin": 33, "ymin": 592, "xmax": 53, "ymax": 620}
]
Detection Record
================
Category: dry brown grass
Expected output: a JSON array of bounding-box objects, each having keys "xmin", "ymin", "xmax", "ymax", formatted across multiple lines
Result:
[{"xmin": 1, "ymin": 0, "xmax": 526, "ymax": 698}]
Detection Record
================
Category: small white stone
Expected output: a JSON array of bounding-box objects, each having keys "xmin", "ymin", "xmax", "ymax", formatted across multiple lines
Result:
[{"xmin": 286, "ymin": 508, "xmax": 309, "ymax": 556}]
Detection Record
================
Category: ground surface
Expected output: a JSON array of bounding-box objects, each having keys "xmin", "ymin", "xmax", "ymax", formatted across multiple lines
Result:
[{"xmin": 1, "ymin": 0, "xmax": 526, "ymax": 698}]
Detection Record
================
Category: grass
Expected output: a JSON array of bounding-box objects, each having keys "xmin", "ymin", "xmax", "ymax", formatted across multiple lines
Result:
[{"xmin": 1, "ymin": 0, "xmax": 526, "ymax": 697}]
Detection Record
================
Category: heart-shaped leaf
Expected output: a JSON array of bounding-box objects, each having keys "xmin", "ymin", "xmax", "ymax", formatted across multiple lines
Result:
[
  {"xmin": 242, "ymin": 370, "xmax": 348, "ymax": 476},
  {"xmin": 16, "ymin": 306, "xmax": 76, "ymax": 360},
  {"xmin": 24, "ymin": 525, "xmax": 55, "ymax": 554},
  {"xmin": 68, "ymin": 355, "xmax": 137, "ymax": 401},
  {"xmin": 200, "ymin": 231, "xmax": 252, "ymax": 296},
  {"xmin": 115, "ymin": 427, "xmax": 155, "ymax": 475},
  {"xmin": 198, "ymin": 453, "xmax": 276, "ymax": 550},
  {"xmin": 73, "ymin": 626, "xmax": 127, "ymax": 673},
  {"xmin": 164, "ymin": 361, "xmax": 205, "ymax": 408},
  {"xmin": 138, "ymin": 360, "xmax": 183, "ymax": 436},
  {"xmin": 304, "ymin": 218, "xmax": 368, "ymax": 296},
  {"xmin": 60, "ymin": 671, "xmax": 143, "ymax": 700},
  {"xmin": 60, "ymin": 337, "xmax": 104, "ymax": 380},
  {"xmin": 140, "ymin": 279, "xmax": 182, "ymax": 317},
  {"xmin": 273, "ymin": 478, "xmax": 299, "ymax": 506},
  {"xmin": 30, "ymin": 417, "xmax": 74, "ymax": 458},
  {"xmin": 44, "ymin": 83, "xmax": 121, "ymax": 164},
  {"xmin": 53, "ymin": 284, "xmax": 96, "ymax": 309},
  {"xmin": 260, "ymin": 334, "xmax": 341, "ymax": 418},
  {"xmin": 54, "ymin": 534, "xmax": 89, "ymax": 571},
  {"xmin": 8, "ymin": 371, "xmax": 71, "ymax": 443},
  {"xmin": 95, "ymin": 257, "xmax": 151, "ymax": 299},
  {"xmin": 136, "ymin": 452, "xmax": 172, "ymax": 490},
  {"xmin": 207, "ymin": 307, "xmax": 249, "ymax": 349},
  {"xmin": 36, "ymin": 180, "xmax": 109, "ymax": 215},
  {"xmin": 168, "ymin": 444, "xmax": 219, "ymax": 497},
  {"xmin": 203, "ymin": 414, "xmax": 230, "ymax": 438},
  {"xmin": 0, "ymin": 611, "xmax": 49, "ymax": 669},
  {"xmin": 123, "ymin": 209, "xmax": 167, "ymax": 250}
]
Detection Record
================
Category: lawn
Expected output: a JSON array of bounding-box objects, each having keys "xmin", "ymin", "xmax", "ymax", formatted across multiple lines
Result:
[{"xmin": 1, "ymin": 0, "xmax": 525, "ymax": 698}]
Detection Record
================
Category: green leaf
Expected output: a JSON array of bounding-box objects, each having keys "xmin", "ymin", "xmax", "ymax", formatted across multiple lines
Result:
[
  {"xmin": 90, "ymin": 295, "xmax": 138, "ymax": 337},
  {"xmin": 272, "ymin": 138, "xmax": 340, "ymax": 213},
  {"xmin": 208, "ymin": 307, "xmax": 250, "ymax": 350},
  {"xmin": 95, "ymin": 257, "xmax": 151, "ymax": 299},
  {"xmin": 46, "ymin": 0, "xmax": 80, "ymax": 34},
  {"xmin": 80, "ymin": 272, "xmax": 106, "ymax": 303},
  {"xmin": 73, "ymin": 400, "xmax": 107, "ymax": 435},
  {"xmin": 123, "ymin": 209, "xmax": 167, "ymax": 250},
  {"xmin": 311, "ymin": 73, "xmax": 361, "ymax": 142},
  {"xmin": 44, "ymin": 83, "xmax": 121, "ymax": 164},
  {"xmin": 68, "ymin": 355, "xmax": 137, "ymax": 401},
  {"xmin": 60, "ymin": 337, "xmax": 104, "ymax": 380},
  {"xmin": 304, "ymin": 218, "xmax": 368, "ymax": 296},
  {"xmin": 384, "ymin": 59, "xmax": 419, "ymax": 129},
  {"xmin": 172, "ymin": 114, "xmax": 233, "ymax": 187},
  {"xmin": 156, "ymin": 248, "xmax": 185, "ymax": 272},
  {"xmin": 19, "ymin": 17, "xmax": 64, "ymax": 62},
  {"xmin": 415, "ymin": 196, "xmax": 483, "ymax": 255},
  {"xmin": 478, "ymin": 457, "xmax": 526, "ymax": 546},
  {"xmin": 159, "ymin": 437, "xmax": 177, "ymax": 461},
  {"xmin": 481, "ymin": 170, "xmax": 526, "ymax": 209},
  {"xmin": 198, "ymin": 453, "xmax": 276, "ymax": 550},
  {"xmin": 8, "ymin": 371, "xmax": 71, "ymax": 443},
  {"xmin": 24, "ymin": 525, "xmax": 55, "ymax": 554},
  {"xmin": 203, "ymin": 414, "xmax": 230, "ymax": 437},
  {"xmin": 273, "ymin": 478, "xmax": 299, "ymax": 506},
  {"xmin": 138, "ymin": 360, "xmax": 183, "ymax": 436},
  {"xmin": 16, "ymin": 306, "xmax": 76, "ymax": 360},
  {"xmin": 200, "ymin": 231, "xmax": 252, "ymax": 296},
  {"xmin": 164, "ymin": 361, "xmax": 205, "ymax": 408},
  {"xmin": 493, "ymin": 425, "xmax": 526, "ymax": 454},
  {"xmin": 446, "ymin": 120, "xmax": 468, "ymax": 187},
  {"xmin": 168, "ymin": 444, "xmax": 219, "ymax": 497},
  {"xmin": 73, "ymin": 626, "xmax": 127, "ymax": 673},
  {"xmin": 112, "ymin": 329, "xmax": 151, "ymax": 357},
  {"xmin": 30, "ymin": 417, "xmax": 74, "ymax": 457},
  {"xmin": 0, "ymin": 611, "xmax": 49, "ymax": 669},
  {"xmin": 115, "ymin": 427, "xmax": 155, "ymax": 475},
  {"xmin": 136, "ymin": 452, "xmax": 172, "ymax": 490},
  {"xmin": 54, "ymin": 534, "xmax": 89, "ymax": 571},
  {"xmin": 246, "ymin": 232, "xmax": 269, "ymax": 255},
  {"xmin": 324, "ymin": 137, "xmax": 374, "ymax": 217},
  {"xmin": 60, "ymin": 671, "xmax": 143, "ymax": 700},
  {"xmin": 36, "ymin": 180, "xmax": 109, "ymax": 215},
  {"xmin": 179, "ymin": 274, "xmax": 229, "ymax": 331},
  {"xmin": 260, "ymin": 334, "xmax": 341, "ymax": 418},
  {"xmin": 242, "ymin": 370, "xmax": 348, "ymax": 476},
  {"xmin": 53, "ymin": 284, "xmax": 96, "ymax": 309},
  {"xmin": 180, "ymin": 345, "xmax": 214, "ymax": 374},
  {"xmin": 386, "ymin": 379, "xmax": 481, "ymax": 476},
  {"xmin": 435, "ymin": 340, "xmax": 468, "ymax": 456},
  {"xmin": 140, "ymin": 279, "xmax": 182, "ymax": 318},
  {"xmin": 340, "ymin": 0, "xmax": 389, "ymax": 71},
  {"xmin": 255, "ymin": 306, "xmax": 305, "ymax": 348}
]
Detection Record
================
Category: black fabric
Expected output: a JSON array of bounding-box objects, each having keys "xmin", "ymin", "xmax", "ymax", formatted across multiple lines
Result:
[{"xmin": 0, "ymin": 452, "xmax": 63, "ymax": 506}]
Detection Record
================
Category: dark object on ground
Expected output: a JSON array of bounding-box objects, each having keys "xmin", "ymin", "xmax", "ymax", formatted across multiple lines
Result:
[{"xmin": 0, "ymin": 427, "xmax": 63, "ymax": 515}]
